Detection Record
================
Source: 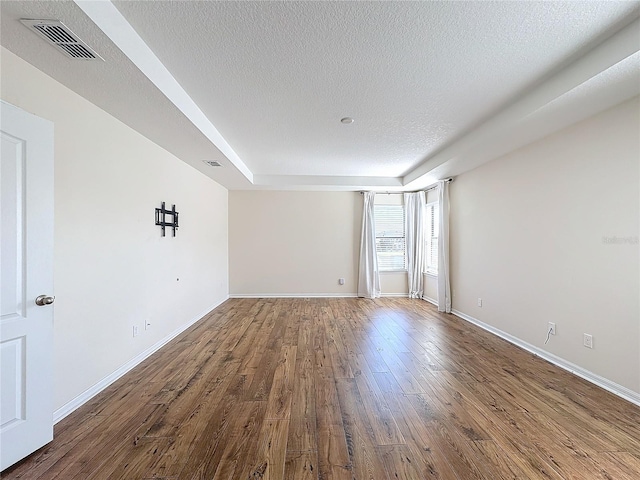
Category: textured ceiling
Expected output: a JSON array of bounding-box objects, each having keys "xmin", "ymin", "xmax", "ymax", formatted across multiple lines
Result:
[{"xmin": 1, "ymin": 1, "xmax": 639, "ymax": 190}]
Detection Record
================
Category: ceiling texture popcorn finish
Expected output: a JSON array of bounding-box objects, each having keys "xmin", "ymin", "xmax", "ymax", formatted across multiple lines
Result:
[{"xmin": 1, "ymin": 1, "xmax": 638, "ymax": 190}]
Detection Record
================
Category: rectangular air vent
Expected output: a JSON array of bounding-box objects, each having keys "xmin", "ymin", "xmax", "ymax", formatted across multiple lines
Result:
[
  {"xmin": 20, "ymin": 19, "xmax": 103, "ymax": 61},
  {"xmin": 203, "ymin": 160, "xmax": 223, "ymax": 167}
]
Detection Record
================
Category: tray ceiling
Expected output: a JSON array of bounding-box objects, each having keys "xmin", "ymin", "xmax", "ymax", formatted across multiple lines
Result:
[{"xmin": 1, "ymin": 1, "xmax": 638, "ymax": 190}]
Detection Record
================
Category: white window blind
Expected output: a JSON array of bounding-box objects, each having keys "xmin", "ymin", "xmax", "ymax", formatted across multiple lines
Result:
[
  {"xmin": 425, "ymin": 202, "xmax": 439, "ymax": 274},
  {"xmin": 374, "ymin": 205, "xmax": 406, "ymax": 271}
]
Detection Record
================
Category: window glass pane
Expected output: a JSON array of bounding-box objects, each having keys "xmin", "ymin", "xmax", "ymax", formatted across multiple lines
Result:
[
  {"xmin": 375, "ymin": 205, "xmax": 404, "ymax": 237},
  {"xmin": 376, "ymin": 238, "xmax": 406, "ymax": 270},
  {"xmin": 374, "ymin": 204, "xmax": 405, "ymax": 270},
  {"xmin": 424, "ymin": 202, "xmax": 439, "ymax": 274}
]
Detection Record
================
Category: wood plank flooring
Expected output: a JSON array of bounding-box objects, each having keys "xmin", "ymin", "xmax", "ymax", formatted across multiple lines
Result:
[{"xmin": 4, "ymin": 298, "xmax": 640, "ymax": 479}]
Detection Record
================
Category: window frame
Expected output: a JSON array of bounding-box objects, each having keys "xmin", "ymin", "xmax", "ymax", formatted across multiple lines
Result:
[{"xmin": 374, "ymin": 203, "xmax": 407, "ymax": 272}]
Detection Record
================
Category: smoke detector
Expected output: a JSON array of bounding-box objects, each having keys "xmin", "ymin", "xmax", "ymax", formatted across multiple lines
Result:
[
  {"xmin": 203, "ymin": 160, "xmax": 223, "ymax": 167},
  {"xmin": 20, "ymin": 19, "xmax": 103, "ymax": 61}
]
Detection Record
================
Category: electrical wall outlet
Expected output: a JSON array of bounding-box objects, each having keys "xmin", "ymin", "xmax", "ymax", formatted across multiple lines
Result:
[
  {"xmin": 477, "ymin": 298, "xmax": 482, "ymax": 307},
  {"xmin": 133, "ymin": 325, "xmax": 139, "ymax": 337},
  {"xmin": 338, "ymin": 278, "xmax": 345, "ymax": 285},
  {"xmin": 584, "ymin": 333, "xmax": 593, "ymax": 349},
  {"xmin": 548, "ymin": 322, "xmax": 556, "ymax": 335}
]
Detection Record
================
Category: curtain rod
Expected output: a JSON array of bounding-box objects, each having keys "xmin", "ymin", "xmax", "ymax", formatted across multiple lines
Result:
[{"xmin": 359, "ymin": 177, "xmax": 452, "ymax": 195}]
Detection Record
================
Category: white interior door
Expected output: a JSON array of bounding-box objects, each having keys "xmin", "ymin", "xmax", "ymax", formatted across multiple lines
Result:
[{"xmin": 1, "ymin": 101, "xmax": 54, "ymax": 471}]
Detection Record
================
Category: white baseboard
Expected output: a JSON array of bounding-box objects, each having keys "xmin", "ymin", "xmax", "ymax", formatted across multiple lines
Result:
[
  {"xmin": 422, "ymin": 295, "xmax": 438, "ymax": 306},
  {"xmin": 53, "ymin": 296, "xmax": 229, "ymax": 424},
  {"xmin": 229, "ymin": 293, "xmax": 358, "ymax": 298},
  {"xmin": 451, "ymin": 308, "xmax": 640, "ymax": 407},
  {"xmin": 229, "ymin": 293, "xmax": 410, "ymax": 299}
]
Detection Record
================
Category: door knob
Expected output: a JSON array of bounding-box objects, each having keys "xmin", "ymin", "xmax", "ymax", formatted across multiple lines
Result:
[{"xmin": 35, "ymin": 295, "xmax": 55, "ymax": 306}]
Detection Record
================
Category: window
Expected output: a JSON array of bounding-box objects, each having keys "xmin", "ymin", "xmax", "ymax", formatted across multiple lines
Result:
[
  {"xmin": 425, "ymin": 202, "xmax": 439, "ymax": 274},
  {"xmin": 374, "ymin": 204, "xmax": 406, "ymax": 271}
]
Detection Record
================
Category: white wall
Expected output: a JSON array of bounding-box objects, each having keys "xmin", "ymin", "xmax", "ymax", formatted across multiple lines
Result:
[
  {"xmin": 229, "ymin": 191, "xmax": 411, "ymax": 297},
  {"xmin": 229, "ymin": 191, "xmax": 362, "ymax": 296},
  {"xmin": 423, "ymin": 274, "xmax": 438, "ymax": 302},
  {"xmin": 1, "ymin": 48, "xmax": 229, "ymax": 411},
  {"xmin": 450, "ymin": 97, "xmax": 640, "ymax": 393}
]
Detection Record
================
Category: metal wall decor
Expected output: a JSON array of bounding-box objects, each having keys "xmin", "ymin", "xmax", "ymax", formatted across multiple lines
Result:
[{"xmin": 155, "ymin": 202, "xmax": 179, "ymax": 237}]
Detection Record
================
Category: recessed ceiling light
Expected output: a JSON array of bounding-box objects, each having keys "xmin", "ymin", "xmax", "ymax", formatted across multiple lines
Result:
[{"xmin": 340, "ymin": 117, "xmax": 354, "ymax": 124}]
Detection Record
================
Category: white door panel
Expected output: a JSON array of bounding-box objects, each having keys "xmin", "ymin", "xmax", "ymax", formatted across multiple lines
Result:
[{"xmin": 0, "ymin": 101, "xmax": 54, "ymax": 471}]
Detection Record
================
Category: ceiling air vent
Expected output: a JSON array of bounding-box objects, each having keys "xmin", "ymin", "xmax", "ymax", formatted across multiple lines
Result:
[
  {"xmin": 203, "ymin": 160, "xmax": 223, "ymax": 167},
  {"xmin": 20, "ymin": 19, "xmax": 103, "ymax": 61}
]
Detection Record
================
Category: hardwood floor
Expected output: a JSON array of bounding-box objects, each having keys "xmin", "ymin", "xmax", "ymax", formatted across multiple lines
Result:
[{"xmin": 4, "ymin": 298, "xmax": 640, "ymax": 479}]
